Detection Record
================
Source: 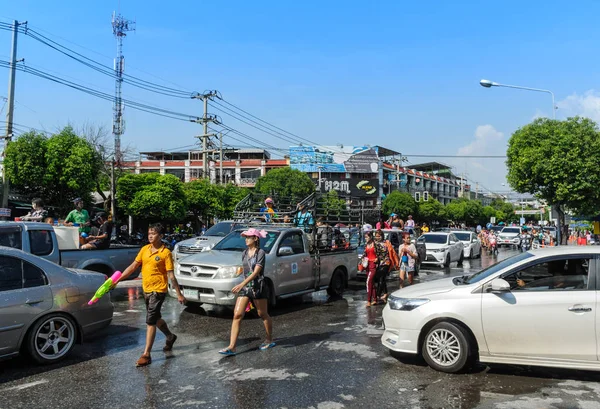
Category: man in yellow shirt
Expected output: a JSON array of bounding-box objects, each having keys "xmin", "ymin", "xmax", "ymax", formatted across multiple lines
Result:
[
  {"xmin": 119, "ymin": 223, "xmax": 186, "ymax": 367},
  {"xmin": 421, "ymin": 222, "xmax": 430, "ymax": 233}
]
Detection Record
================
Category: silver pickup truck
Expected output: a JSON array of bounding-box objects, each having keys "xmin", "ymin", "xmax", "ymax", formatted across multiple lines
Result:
[
  {"xmin": 0, "ymin": 222, "xmax": 141, "ymax": 276},
  {"xmin": 168, "ymin": 227, "xmax": 357, "ymax": 307}
]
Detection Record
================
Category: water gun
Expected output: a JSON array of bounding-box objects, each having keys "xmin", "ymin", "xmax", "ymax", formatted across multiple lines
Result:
[{"xmin": 88, "ymin": 271, "xmax": 122, "ymax": 305}]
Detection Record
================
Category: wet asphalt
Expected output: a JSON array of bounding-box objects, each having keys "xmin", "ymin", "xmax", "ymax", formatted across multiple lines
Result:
[{"xmin": 2, "ymin": 247, "xmax": 600, "ymax": 409}]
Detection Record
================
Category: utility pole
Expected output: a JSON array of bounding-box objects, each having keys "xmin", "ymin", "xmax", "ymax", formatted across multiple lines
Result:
[
  {"xmin": 111, "ymin": 12, "xmax": 135, "ymax": 224},
  {"xmin": 2, "ymin": 20, "xmax": 24, "ymax": 210},
  {"xmin": 192, "ymin": 91, "xmax": 218, "ymax": 180},
  {"xmin": 219, "ymin": 132, "xmax": 223, "ymax": 184}
]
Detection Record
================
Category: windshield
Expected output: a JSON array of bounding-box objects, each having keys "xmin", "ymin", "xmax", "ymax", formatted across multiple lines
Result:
[
  {"xmin": 464, "ymin": 252, "xmax": 533, "ymax": 284},
  {"xmin": 501, "ymin": 227, "xmax": 520, "ymax": 234},
  {"xmin": 204, "ymin": 222, "xmax": 236, "ymax": 237},
  {"xmin": 453, "ymin": 232, "xmax": 471, "ymax": 241},
  {"xmin": 213, "ymin": 230, "xmax": 280, "ymax": 253},
  {"xmin": 419, "ymin": 234, "xmax": 448, "ymax": 244}
]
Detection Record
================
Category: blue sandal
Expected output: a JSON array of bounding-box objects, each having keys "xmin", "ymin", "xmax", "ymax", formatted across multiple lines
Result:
[
  {"xmin": 218, "ymin": 348, "xmax": 236, "ymax": 356},
  {"xmin": 259, "ymin": 342, "xmax": 276, "ymax": 351}
]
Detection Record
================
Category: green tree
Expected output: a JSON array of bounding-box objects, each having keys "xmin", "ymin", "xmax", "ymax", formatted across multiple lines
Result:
[
  {"xmin": 218, "ymin": 183, "xmax": 249, "ymax": 220},
  {"xmin": 382, "ymin": 191, "xmax": 418, "ymax": 218},
  {"xmin": 4, "ymin": 131, "xmax": 47, "ymax": 197},
  {"xmin": 254, "ymin": 168, "xmax": 315, "ymax": 200},
  {"xmin": 445, "ymin": 198, "xmax": 483, "ymax": 225},
  {"xmin": 4, "ymin": 127, "xmax": 102, "ymax": 214},
  {"xmin": 117, "ymin": 173, "xmax": 187, "ymax": 222},
  {"xmin": 321, "ymin": 189, "xmax": 346, "ymax": 218},
  {"xmin": 184, "ymin": 178, "xmax": 221, "ymax": 223},
  {"xmin": 445, "ymin": 200, "xmax": 465, "ymax": 223},
  {"xmin": 507, "ymin": 117, "xmax": 600, "ymax": 243},
  {"xmin": 482, "ymin": 205, "xmax": 496, "ymax": 224},
  {"xmin": 418, "ymin": 199, "xmax": 446, "ymax": 223}
]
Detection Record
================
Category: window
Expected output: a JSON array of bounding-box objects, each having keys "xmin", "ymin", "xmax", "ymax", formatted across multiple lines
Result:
[
  {"xmin": 0, "ymin": 256, "xmax": 23, "ymax": 291},
  {"xmin": 279, "ymin": 233, "xmax": 305, "ymax": 254},
  {"xmin": 0, "ymin": 227, "xmax": 22, "ymax": 250},
  {"xmin": 503, "ymin": 257, "xmax": 591, "ymax": 291},
  {"xmin": 23, "ymin": 260, "xmax": 48, "ymax": 288},
  {"xmin": 29, "ymin": 230, "xmax": 53, "ymax": 256}
]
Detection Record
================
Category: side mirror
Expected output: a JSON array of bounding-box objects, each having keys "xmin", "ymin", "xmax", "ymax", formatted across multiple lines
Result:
[
  {"xmin": 449, "ymin": 240, "xmax": 456, "ymax": 245},
  {"xmin": 488, "ymin": 278, "xmax": 511, "ymax": 293},
  {"xmin": 278, "ymin": 246, "xmax": 294, "ymax": 256},
  {"xmin": 472, "ymin": 238, "xmax": 477, "ymax": 243}
]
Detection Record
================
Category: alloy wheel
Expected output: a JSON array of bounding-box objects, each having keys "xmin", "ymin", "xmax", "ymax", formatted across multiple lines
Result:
[
  {"xmin": 34, "ymin": 316, "xmax": 75, "ymax": 360},
  {"xmin": 426, "ymin": 328, "xmax": 461, "ymax": 367}
]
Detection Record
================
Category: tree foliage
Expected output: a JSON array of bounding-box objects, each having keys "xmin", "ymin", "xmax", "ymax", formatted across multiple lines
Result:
[
  {"xmin": 445, "ymin": 198, "xmax": 484, "ymax": 225},
  {"xmin": 117, "ymin": 173, "xmax": 187, "ymax": 222},
  {"xmin": 382, "ymin": 191, "xmax": 418, "ymax": 218},
  {"xmin": 506, "ymin": 117, "xmax": 600, "ymax": 242},
  {"xmin": 507, "ymin": 117, "xmax": 600, "ymax": 216},
  {"xmin": 184, "ymin": 179, "xmax": 248, "ymax": 222},
  {"xmin": 4, "ymin": 127, "xmax": 102, "ymax": 214},
  {"xmin": 418, "ymin": 199, "xmax": 446, "ymax": 223},
  {"xmin": 254, "ymin": 168, "xmax": 315, "ymax": 200},
  {"xmin": 321, "ymin": 190, "xmax": 346, "ymax": 218}
]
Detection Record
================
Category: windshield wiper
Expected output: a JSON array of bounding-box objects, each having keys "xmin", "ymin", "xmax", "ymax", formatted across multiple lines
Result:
[
  {"xmin": 453, "ymin": 275, "xmax": 469, "ymax": 285},
  {"xmin": 218, "ymin": 247, "xmax": 243, "ymax": 251}
]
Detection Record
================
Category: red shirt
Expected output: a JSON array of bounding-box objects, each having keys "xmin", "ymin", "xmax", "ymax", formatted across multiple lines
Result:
[{"xmin": 364, "ymin": 244, "xmax": 378, "ymax": 261}]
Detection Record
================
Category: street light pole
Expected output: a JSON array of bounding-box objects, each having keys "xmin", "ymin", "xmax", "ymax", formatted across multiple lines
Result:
[{"xmin": 480, "ymin": 79, "xmax": 556, "ymax": 120}]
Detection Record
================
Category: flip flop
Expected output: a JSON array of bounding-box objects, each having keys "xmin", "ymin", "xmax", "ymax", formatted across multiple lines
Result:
[
  {"xmin": 259, "ymin": 342, "xmax": 276, "ymax": 351},
  {"xmin": 218, "ymin": 348, "xmax": 236, "ymax": 356}
]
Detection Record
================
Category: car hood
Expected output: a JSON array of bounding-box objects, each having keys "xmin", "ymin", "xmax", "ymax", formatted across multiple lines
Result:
[
  {"xmin": 178, "ymin": 249, "xmax": 243, "ymax": 267},
  {"xmin": 391, "ymin": 277, "xmax": 455, "ymax": 297},
  {"xmin": 177, "ymin": 235, "xmax": 224, "ymax": 249},
  {"xmin": 425, "ymin": 242, "xmax": 448, "ymax": 250}
]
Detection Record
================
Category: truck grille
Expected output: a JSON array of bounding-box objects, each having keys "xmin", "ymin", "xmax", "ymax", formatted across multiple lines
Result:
[
  {"xmin": 180, "ymin": 285, "xmax": 214, "ymax": 295},
  {"xmin": 178, "ymin": 245, "xmax": 205, "ymax": 254},
  {"xmin": 179, "ymin": 264, "xmax": 219, "ymax": 279}
]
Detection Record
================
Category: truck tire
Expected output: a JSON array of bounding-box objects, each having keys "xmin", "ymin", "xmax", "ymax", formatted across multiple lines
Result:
[{"xmin": 327, "ymin": 268, "xmax": 345, "ymax": 297}]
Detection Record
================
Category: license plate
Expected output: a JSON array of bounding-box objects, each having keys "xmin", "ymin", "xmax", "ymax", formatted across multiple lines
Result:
[{"xmin": 183, "ymin": 288, "xmax": 199, "ymax": 300}]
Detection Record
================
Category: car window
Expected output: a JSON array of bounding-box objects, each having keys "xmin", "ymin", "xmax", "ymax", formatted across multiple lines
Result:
[
  {"xmin": 0, "ymin": 228, "xmax": 22, "ymax": 250},
  {"xmin": 465, "ymin": 252, "xmax": 533, "ymax": 284},
  {"xmin": 502, "ymin": 228, "xmax": 520, "ymax": 234},
  {"xmin": 419, "ymin": 234, "xmax": 448, "ymax": 244},
  {"xmin": 23, "ymin": 260, "xmax": 48, "ymax": 288},
  {"xmin": 503, "ymin": 257, "xmax": 591, "ymax": 291},
  {"xmin": 279, "ymin": 233, "xmax": 305, "ymax": 254},
  {"xmin": 454, "ymin": 232, "xmax": 471, "ymax": 241},
  {"xmin": 204, "ymin": 222, "xmax": 234, "ymax": 237},
  {"xmin": 29, "ymin": 230, "xmax": 53, "ymax": 256},
  {"xmin": 0, "ymin": 256, "xmax": 24, "ymax": 291},
  {"xmin": 213, "ymin": 231, "xmax": 280, "ymax": 253}
]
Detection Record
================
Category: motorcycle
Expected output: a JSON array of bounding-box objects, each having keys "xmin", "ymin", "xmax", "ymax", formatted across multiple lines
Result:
[{"xmin": 488, "ymin": 235, "xmax": 498, "ymax": 255}]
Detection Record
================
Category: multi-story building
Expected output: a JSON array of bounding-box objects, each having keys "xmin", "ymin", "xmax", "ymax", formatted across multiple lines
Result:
[
  {"xmin": 122, "ymin": 146, "xmax": 465, "ymax": 206},
  {"xmin": 122, "ymin": 149, "xmax": 288, "ymax": 187}
]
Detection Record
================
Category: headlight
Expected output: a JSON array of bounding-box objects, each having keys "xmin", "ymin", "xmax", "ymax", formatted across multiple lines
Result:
[
  {"xmin": 388, "ymin": 296, "xmax": 430, "ymax": 311},
  {"xmin": 214, "ymin": 265, "xmax": 242, "ymax": 279},
  {"xmin": 173, "ymin": 243, "xmax": 180, "ymax": 253},
  {"xmin": 463, "ymin": 243, "xmax": 469, "ymax": 248},
  {"xmin": 431, "ymin": 247, "xmax": 448, "ymax": 253}
]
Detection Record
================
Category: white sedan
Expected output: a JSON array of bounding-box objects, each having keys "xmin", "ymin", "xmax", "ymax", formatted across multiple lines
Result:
[
  {"xmin": 381, "ymin": 247, "xmax": 599, "ymax": 373},
  {"xmin": 452, "ymin": 231, "xmax": 481, "ymax": 259},
  {"xmin": 418, "ymin": 232, "xmax": 464, "ymax": 268}
]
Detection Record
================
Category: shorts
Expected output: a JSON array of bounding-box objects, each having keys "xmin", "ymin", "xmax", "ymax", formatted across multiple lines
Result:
[
  {"xmin": 144, "ymin": 292, "xmax": 166, "ymax": 325},
  {"xmin": 400, "ymin": 262, "xmax": 415, "ymax": 273},
  {"xmin": 238, "ymin": 280, "xmax": 267, "ymax": 300}
]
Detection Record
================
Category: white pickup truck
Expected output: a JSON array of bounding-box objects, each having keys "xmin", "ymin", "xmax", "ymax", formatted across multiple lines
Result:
[
  {"xmin": 0, "ymin": 222, "xmax": 141, "ymax": 276},
  {"xmin": 169, "ymin": 227, "xmax": 357, "ymax": 307}
]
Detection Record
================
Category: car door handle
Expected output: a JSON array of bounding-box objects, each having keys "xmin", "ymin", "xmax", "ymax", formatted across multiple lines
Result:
[
  {"xmin": 26, "ymin": 299, "xmax": 43, "ymax": 305},
  {"xmin": 568, "ymin": 306, "xmax": 592, "ymax": 312}
]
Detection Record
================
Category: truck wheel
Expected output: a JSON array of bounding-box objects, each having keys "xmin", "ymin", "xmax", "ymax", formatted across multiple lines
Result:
[
  {"xmin": 443, "ymin": 254, "xmax": 451, "ymax": 268},
  {"xmin": 327, "ymin": 268, "xmax": 345, "ymax": 297},
  {"xmin": 27, "ymin": 313, "xmax": 77, "ymax": 364}
]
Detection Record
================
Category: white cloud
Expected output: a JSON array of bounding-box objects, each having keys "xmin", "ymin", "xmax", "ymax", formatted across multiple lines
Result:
[
  {"xmin": 457, "ymin": 125, "xmax": 504, "ymax": 156},
  {"xmin": 557, "ymin": 90, "xmax": 600, "ymax": 122},
  {"xmin": 448, "ymin": 125, "xmax": 508, "ymax": 193}
]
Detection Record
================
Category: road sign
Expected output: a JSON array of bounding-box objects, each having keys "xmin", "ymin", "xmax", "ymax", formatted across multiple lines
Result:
[{"xmin": 490, "ymin": 217, "xmax": 496, "ymax": 224}]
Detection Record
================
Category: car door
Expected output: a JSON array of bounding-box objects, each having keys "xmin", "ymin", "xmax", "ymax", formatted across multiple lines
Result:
[
  {"xmin": 481, "ymin": 255, "xmax": 597, "ymax": 362},
  {"xmin": 0, "ymin": 255, "xmax": 53, "ymax": 357},
  {"xmin": 275, "ymin": 232, "xmax": 311, "ymax": 294}
]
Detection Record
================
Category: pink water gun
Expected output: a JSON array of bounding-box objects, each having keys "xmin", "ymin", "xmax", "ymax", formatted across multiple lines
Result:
[{"xmin": 88, "ymin": 271, "xmax": 122, "ymax": 305}]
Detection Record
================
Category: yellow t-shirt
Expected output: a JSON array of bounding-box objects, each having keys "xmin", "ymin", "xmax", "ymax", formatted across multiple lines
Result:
[
  {"xmin": 135, "ymin": 244, "xmax": 174, "ymax": 293},
  {"xmin": 422, "ymin": 226, "xmax": 430, "ymax": 233}
]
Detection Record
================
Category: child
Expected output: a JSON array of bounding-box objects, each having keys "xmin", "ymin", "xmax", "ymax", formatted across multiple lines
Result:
[{"xmin": 118, "ymin": 223, "xmax": 186, "ymax": 366}]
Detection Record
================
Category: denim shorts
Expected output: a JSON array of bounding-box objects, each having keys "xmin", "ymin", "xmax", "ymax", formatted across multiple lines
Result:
[{"xmin": 400, "ymin": 262, "xmax": 415, "ymax": 273}]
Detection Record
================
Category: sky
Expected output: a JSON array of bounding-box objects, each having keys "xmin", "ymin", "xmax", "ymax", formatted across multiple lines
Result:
[{"xmin": 1, "ymin": 0, "xmax": 600, "ymax": 196}]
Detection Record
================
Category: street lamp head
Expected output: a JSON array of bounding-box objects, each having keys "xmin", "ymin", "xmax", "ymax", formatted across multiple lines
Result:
[{"xmin": 480, "ymin": 79, "xmax": 496, "ymax": 88}]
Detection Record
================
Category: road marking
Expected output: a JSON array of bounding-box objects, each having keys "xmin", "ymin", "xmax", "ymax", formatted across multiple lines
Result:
[{"xmin": 3, "ymin": 379, "xmax": 48, "ymax": 391}]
